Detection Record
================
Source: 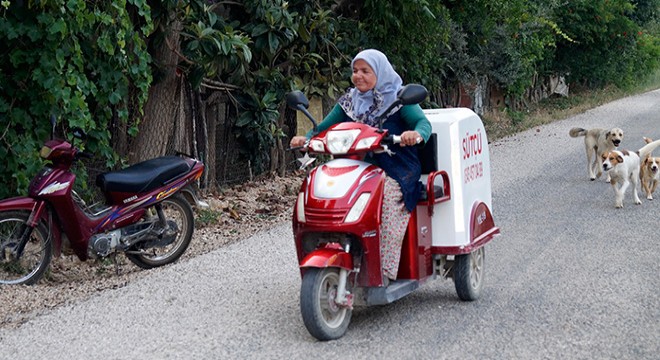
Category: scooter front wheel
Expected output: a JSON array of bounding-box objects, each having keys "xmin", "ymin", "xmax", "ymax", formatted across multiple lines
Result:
[
  {"xmin": 453, "ymin": 246, "xmax": 485, "ymax": 301},
  {"xmin": 0, "ymin": 211, "xmax": 52, "ymax": 285},
  {"xmin": 300, "ymin": 267, "xmax": 352, "ymax": 341}
]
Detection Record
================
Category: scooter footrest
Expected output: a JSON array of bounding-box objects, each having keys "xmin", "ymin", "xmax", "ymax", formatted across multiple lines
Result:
[{"xmin": 365, "ymin": 280, "xmax": 419, "ymax": 306}]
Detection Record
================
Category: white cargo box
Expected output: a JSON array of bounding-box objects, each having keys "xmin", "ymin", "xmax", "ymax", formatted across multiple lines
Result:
[{"xmin": 420, "ymin": 108, "xmax": 498, "ymax": 254}]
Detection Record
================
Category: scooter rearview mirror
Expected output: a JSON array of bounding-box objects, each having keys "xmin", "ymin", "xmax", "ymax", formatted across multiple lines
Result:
[
  {"xmin": 286, "ymin": 90, "xmax": 318, "ymax": 133},
  {"xmin": 286, "ymin": 90, "xmax": 309, "ymax": 110},
  {"xmin": 398, "ymin": 84, "xmax": 428, "ymax": 105}
]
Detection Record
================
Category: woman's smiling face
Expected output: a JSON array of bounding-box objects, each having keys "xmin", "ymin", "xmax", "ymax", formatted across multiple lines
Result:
[{"xmin": 351, "ymin": 59, "xmax": 377, "ymax": 93}]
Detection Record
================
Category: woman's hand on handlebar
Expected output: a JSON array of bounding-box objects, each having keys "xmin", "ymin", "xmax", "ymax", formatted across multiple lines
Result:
[
  {"xmin": 399, "ymin": 131, "xmax": 423, "ymax": 147},
  {"xmin": 289, "ymin": 136, "xmax": 308, "ymax": 149}
]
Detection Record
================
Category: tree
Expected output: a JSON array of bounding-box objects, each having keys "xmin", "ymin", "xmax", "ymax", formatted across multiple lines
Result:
[{"xmin": 552, "ymin": 0, "xmax": 656, "ymax": 87}]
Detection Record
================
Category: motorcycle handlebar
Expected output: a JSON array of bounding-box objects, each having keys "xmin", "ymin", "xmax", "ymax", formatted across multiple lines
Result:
[{"xmin": 76, "ymin": 151, "xmax": 94, "ymax": 160}]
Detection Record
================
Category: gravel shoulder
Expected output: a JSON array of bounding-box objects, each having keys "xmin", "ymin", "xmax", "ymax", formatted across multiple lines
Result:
[{"xmin": 0, "ymin": 174, "xmax": 303, "ymax": 329}]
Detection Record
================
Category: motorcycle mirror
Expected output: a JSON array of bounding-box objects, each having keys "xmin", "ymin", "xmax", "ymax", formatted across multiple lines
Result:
[
  {"xmin": 286, "ymin": 90, "xmax": 318, "ymax": 133},
  {"xmin": 70, "ymin": 127, "xmax": 87, "ymax": 140},
  {"xmin": 397, "ymin": 84, "xmax": 428, "ymax": 105},
  {"xmin": 49, "ymin": 114, "xmax": 56, "ymax": 140}
]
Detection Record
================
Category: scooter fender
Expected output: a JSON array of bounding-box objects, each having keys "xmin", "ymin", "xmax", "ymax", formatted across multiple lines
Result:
[
  {"xmin": 0, "ymin": 196, "xmax": 63, "ymax": 256},
  {"xmin": 299, "ymin": 248, "xmax": 353, "ymax": 271},
  {"xmin": 0, "ymin": 196, "xmax": 39, "ymax": 212}
]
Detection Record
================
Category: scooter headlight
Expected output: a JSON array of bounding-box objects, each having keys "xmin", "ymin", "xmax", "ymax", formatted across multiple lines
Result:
[
  {"xmin": 345, "ymin": 193, "xmax": 371, "ymax": 223},
  {"xmin": 355, "ymin": 136, "xmax": 378, "ymax": 150},
  {"xmin": 327, "ymin": 129, "xmax": 361, "ymax": 154},
  {"xmin": 296, "ymin": 192, "xmax": 306, "ymax": 223},
  {"xmin": 309, "ymin": 140, "xmax": 325, "ymax": 152}
]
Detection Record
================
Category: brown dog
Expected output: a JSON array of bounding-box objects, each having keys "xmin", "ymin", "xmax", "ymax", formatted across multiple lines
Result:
[
  {"xmin": 640, "ymin": 137, "xmax": 660, "ymax": 200},
  {"xmin": 570, "ymin": 127, "xmax": 624, "ymax": 181}
]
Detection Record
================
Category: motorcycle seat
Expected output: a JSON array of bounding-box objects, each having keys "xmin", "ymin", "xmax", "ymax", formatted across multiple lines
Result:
[{"xmin": 96, "ymin": 156, "xmax": 192, "ymax": 194}]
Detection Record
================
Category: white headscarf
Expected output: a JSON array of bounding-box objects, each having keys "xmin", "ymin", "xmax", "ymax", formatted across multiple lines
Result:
[{"xmin": 338, "ymin": 49, "xmax": 403, "ymax": 126}]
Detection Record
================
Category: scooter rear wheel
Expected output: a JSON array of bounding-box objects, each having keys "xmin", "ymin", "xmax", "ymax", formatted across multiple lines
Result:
[
  {"xmin": 453, "ymin": 246, "xmax": 485, "ymax": 301},
  {"xmin": 300, "ymin": 267, "xmax": 352, "ymax": 341},
  {"xmin": 0, "ymin": 211, "xmax": 52, "ymax": 285}
]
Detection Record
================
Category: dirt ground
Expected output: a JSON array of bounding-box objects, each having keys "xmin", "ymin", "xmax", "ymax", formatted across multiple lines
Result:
[{"xmin": 0, "ymin": 173, "xmax": 304, "ymax": 329}]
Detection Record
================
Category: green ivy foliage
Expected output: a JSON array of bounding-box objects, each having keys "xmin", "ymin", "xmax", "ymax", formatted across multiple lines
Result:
[{"xmin": 0, "ymin": 0, "xmax": 153, "ymax": 198}]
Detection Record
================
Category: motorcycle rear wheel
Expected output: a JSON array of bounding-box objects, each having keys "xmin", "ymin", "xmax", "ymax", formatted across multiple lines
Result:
[
  {"xmin": 126, "ymin": 194, "xmax": 194, "ymax": 269},
  {"xmin": 300, "ymin": 267, "xmax": 352, "ymax": 341},
  {"xmin": 0, "ymin": 211, "xmax": 52, "ymax": 285}
]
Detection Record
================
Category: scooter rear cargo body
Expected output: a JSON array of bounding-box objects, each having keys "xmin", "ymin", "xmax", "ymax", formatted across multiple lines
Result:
[{"xmin": 422, "ymin": 108, "xmax": 500, "ymax": 254}]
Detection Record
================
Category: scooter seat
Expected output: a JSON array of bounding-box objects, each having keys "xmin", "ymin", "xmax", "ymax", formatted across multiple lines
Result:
[
  {"xmin": 96, "ymin": 156, "xmax": 191, "ymax": 194},
  {"xmin": 418, "ymin": 184, "xmax": 444, "ymax": 202}
]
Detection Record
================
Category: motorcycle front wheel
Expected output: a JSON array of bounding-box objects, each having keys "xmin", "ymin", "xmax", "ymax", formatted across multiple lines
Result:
[
  {"xmin": 126, "ymin": 194, "xmax": 194, "ymax": 269},
  {"xmin": 300, "ymin": 267, "xmax": 352, "ymax": 341},
  {"xmin": 0, "ymin": 211, "xmax": 52, "ymax": 285}
]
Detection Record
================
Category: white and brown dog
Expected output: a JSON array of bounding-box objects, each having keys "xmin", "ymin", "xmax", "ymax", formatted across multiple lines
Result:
[
  {"xmin": 640, "ymin": 137, "xmax": 660, "ymax": 200},
  {"xmin": 601, "ymin": 139, "xmax": 660, "ymax": 208},
  {"xmin": 570, "ymin": 127, "xmax": 624, "ymax": 181}
]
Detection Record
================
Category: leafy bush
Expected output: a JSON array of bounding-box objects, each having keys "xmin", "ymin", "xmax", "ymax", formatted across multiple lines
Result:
[
  {"xmin": 0, "ymin": 0, "xmax": 152, "ymax": 198},
  {"xmin": 553, "ymin": 0, "xmax": 653, "ymax": 88}
]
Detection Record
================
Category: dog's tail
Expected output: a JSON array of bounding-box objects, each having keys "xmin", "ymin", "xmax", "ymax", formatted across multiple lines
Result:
[
  {"xmin": 569, "ymin": 127, "xmax": 587, "ymax": 138},
  {"xmin": 643, "ymin": 136, "xmax": 653, "ymax": 144},
  {"xmin": 637, "ymin": 139, "xmax": 660, "ymax": 160}
]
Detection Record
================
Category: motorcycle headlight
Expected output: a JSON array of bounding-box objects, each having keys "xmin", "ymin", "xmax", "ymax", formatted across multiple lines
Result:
[
  {"xmin": 327, "ymin": 129, "xmax": 361, "ymax": 154},
  {"xmin": 39, "ymin": 146, "xmax": 53, "ymax": 159},
  {"xmin": 345, "ymin": 193, "xmax": 371, "ymax": 223}
]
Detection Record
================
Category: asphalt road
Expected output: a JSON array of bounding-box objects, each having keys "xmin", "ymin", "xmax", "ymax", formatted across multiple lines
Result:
[{"xmin": 1, "ymin": 90, "xmax": 659, "ymax": 359}]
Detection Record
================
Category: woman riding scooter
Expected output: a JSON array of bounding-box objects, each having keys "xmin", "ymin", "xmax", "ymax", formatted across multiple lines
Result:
[{"xmin": 290, "ymin": 49, "xmax": 432, "ymax": 282}]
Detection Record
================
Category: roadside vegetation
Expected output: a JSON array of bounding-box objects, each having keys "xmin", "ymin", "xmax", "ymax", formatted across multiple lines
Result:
[
  {"xmin": 483, "ymin": 68, "xmax": 660, "ymax": 140},
  {"xmin": 0, "ymin": 0, "xmax": 659, "ymax": 198}
]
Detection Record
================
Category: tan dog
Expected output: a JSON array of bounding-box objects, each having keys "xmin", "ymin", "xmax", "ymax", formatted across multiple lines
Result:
[
  {"xmin": 640, "ymin": 137, "xmax": 660, "ymax": 200},
  {"xmin": 601, "ymin": 139, "xmax": 660, "ymax": 208},
  {"xmin": 570, "ymin": 127, "xmax": 624, "ymax": 181}
]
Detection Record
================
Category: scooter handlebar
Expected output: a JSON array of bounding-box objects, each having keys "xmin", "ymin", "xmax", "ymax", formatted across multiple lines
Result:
[
  {"xmin": 383, "ymin": 135, "xmax": 400, "ymax": 144},
  {"xmin": 383, "ymin": 135, "xmax": 422, "ymax": 146}
]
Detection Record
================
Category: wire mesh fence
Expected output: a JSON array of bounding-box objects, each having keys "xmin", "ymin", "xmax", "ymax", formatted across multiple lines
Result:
[{"xmin": 73, "ymin": 81, "xmax": 298, "ymax": 202}]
